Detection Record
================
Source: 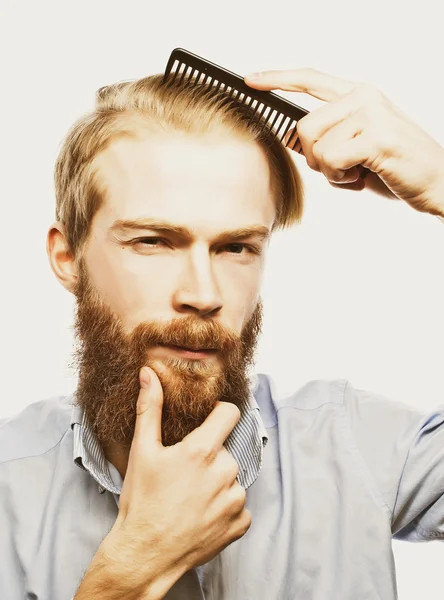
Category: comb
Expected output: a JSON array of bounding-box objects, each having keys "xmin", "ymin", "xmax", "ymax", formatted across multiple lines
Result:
[{"xmin": 162, "ymin": 48, "xmax": 309, "ymax": 151}]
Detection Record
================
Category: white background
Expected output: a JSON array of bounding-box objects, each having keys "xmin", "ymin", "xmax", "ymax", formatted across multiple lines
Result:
[{"xmin": 1, "ymin": 1, "xmax": 443, "ymax": 597}]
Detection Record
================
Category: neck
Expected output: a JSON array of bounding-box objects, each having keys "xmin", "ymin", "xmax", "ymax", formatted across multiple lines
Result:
[{"xmin": 103, "ymin": 442, "xmax": 130, "ymax": 480}]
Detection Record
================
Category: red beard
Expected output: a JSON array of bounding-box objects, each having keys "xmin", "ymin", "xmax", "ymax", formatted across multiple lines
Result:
[{"xmin": 71, "ymin": 261, "xmax": 263, "ymax": 449}]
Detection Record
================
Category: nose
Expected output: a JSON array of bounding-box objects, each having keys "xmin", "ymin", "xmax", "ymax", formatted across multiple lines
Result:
[{"xmin": 172, "ymin": 246, "xmax": 223, "ymax": 317}]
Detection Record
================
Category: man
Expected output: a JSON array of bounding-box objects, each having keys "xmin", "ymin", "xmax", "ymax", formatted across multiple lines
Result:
[{"xmin": 0, "ymin": 65, "xmax": 443, "ymax": 600}]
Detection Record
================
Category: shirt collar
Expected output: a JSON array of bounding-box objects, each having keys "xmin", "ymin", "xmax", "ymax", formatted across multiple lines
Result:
[{"xmin": 71, "ymin": 372, "xmax": 268, "ymax": 495}]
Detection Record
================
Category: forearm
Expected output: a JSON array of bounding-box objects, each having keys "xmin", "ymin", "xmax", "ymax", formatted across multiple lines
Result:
[
  {"xmin": 74, "ymin": 534, "xmax": 187, "ymax": 600},
  {"xmin": 73, "ymin": 548, "xmax": 143, "ymax": 600}
]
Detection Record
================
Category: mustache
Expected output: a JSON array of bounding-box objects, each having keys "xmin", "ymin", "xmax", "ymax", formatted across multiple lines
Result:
[
  {"xmin": 130, "ymin": 315, "xmax": 242, "ymax": 353},
  {"xmin": 73, "ymin": 268, "xmax": 261, "ymax": 368}
]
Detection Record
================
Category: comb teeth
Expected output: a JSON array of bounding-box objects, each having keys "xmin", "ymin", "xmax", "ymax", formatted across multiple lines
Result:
[{"xmin": 163, "ymin": 48, "xmax": 309, "ymax": 151}]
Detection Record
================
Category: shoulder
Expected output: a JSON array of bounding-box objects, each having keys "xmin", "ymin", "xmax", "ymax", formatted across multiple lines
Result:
[
  {"xmin": 256, "ymin": 372, "xmax": 428, "ymax": 418},
  {"xmin": 253, "ymin": 373, "xmax": 348, "ymax": 428},
  {"xmin": 255, "ymin": 372, "xmax": 347, "ymax": 409},
  {"xmin": 341, "ymin": 381, "xmax": 430, "ymax": 435},
  {"xmin": 0, "ymin": 394, "xmax": 74, "ymax": 466}
]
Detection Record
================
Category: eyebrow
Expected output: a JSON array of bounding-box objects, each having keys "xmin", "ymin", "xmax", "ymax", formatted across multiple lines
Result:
[{"xmin": 109, "ymin": 218, "xmax": 271, "ymax": 244}]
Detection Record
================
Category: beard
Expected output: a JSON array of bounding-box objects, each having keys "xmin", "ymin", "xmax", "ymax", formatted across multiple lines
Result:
[{"xmin": 70, "ymin": 260, "xmax": 263, "ymax": 450}]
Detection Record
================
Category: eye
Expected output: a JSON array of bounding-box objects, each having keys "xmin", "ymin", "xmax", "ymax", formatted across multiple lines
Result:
[
  {"xmin": 222, "ymin": 243, "xmax": 261, "ymax": 256},
  {"xmin": 224, "ymin": 243, "xmax": 247, "ymax": 254},
  {"xmin": 133, "ymin": 237, "xmax": 169, "ymax": 248}
]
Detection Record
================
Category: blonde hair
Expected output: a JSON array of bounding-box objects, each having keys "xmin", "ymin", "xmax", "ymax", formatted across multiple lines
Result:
[{"xmin": 54, "ymin": 74, "xmax": 304, "ymax": 258}]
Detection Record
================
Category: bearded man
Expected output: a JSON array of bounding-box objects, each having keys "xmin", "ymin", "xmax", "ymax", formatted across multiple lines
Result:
[{"xmin": 1, "ymin": 65, "xmax": 444, "ymax": 600}]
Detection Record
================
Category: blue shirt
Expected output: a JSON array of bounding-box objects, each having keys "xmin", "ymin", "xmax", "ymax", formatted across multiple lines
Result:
[{"xmin": 1, "ymin": 373, "xmax": 443, "ymax": 599}]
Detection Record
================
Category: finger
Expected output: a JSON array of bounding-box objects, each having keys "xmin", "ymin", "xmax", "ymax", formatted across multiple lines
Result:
[
  {"xmin": 295, "ymin": 94, "xmax": 361, "ymax": 168},
  {"xmin": 329, "ymin": 177, "xmax": 366, "ymax": 192},
  {"xmin": 133, "ymin": 366, "xmax": 164, "ymax": 449},
  {"xmin": 325, "ymin": 166, "xmax": 362, "ymax": 185},
  {"xmin": 183, "ymin": 401, "xmax": 241, "ymax": 452},
  {"xmin": 212, "ymin": 446, "xmax": 241, "ymax": 490},
  {"xmin": 244, "ymin": 68, "xmax": 356, "ymax": 102},
  {"xmin": 312, "ymin": 118, "xmax": 368, "ymax": 183}
]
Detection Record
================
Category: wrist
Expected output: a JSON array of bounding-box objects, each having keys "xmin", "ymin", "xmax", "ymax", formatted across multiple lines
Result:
[
  {"xmin": 97, "ymin": 527, "xmax": 188, "ymax": 600},
  {"xmin": 430, "ymin": 162, "xmax": 444, "ymax": 218}
]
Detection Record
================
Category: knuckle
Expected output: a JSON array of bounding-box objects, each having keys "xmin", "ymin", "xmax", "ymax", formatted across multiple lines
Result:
[
  {"xmin": 354, "ymin": 82, "xmax": 383, "ymax": 104},
  {"xmin": 224, "ymin": 402, "xmax": 241, "ymax": 424},
  {"xmin": 327, "ymin": 154, "xmax": 346, "ymax": 171},
  {"xmin": 232, "ymin": 485, "xmax": 247, "ymax": 511},
  {"xmin": 380, "ymin": 134, "xmax": 398, "ymax": 157},
  {"xmin": 217, "ymin": 451, "xmax": 239, "ymax": 481},
  {"xmin": 226, "ymin": 458, "xmax": 240, "ymax": 481},
  {"xmin": 229, "ymin": 508, "xmax": 252, "ymax": 543},
  {"xmin": 306, "ymin": 156, "xmax": 320, "ymax": 171},
  {"xmin": 313, "ymin": 143, "xmax": 339, "ymax": 170},
  {"xmin": 296, "ymin": 116, "xmax": 313, "ymax": 141},
  {"xmin": 311, "ymin": 140, "xmax": 324, "ymax": 162},
  {"xmin": 186, "ymin": 441, "xmax": 215, "ymax": 463},
  {"xmin": 239, "ymin": 508, "xmax": 252, "ymax": 534},
  {"xmin": 355, "ymin": 105, "xmax": 372, "ymax": 128},
  {"xmin": 299, "ymin": 67, "xmax": 319, "ymax": 80}
]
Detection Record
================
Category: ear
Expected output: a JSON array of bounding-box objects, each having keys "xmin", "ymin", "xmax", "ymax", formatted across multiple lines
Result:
[{"xmin": 46, "ymin": 222, "xmax": 79, "ymax": 293}]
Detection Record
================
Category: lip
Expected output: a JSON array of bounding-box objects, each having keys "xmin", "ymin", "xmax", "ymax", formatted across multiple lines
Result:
[{"xmin": 163, "ymin": 345, "xmax": 218, "ymax": 359}]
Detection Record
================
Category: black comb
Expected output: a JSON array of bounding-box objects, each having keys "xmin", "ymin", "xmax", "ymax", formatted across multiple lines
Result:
[{"xmin": 162, "ymin": 48, "xmax": 309, "ymax": 151}]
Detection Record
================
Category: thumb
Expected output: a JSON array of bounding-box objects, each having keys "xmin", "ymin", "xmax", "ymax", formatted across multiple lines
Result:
[{"xmin": 134, "ymin": 366, "xmax": 164, "ymax": 447}]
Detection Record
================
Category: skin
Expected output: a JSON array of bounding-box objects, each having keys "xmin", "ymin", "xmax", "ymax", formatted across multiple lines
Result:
[{"xmin": 47, "ymin": 126, "xmax": 275, "ymax": 477}]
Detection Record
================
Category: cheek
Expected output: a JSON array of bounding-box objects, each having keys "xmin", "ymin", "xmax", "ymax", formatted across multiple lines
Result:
[
  {"xmin": 216, "ymin": 263, "xmax": 263, "ymax": 330},
  {"xmin": 85, "ymin": 246, "xmax": 175, "ymax": 327}
]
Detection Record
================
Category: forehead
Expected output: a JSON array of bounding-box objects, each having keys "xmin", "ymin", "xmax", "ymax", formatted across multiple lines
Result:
[{"xmin": 92, "ymin": 129, "xmax": 275, "ymax": 231}]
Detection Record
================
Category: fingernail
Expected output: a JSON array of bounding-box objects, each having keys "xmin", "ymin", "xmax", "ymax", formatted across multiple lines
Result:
[
  {"xmin": 140, "ymin": 367, "xmax": 151, "ymax": 389},
  {"xmin": 246, "ymin": 72, "xmax": 262, "ymax": 81}
]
